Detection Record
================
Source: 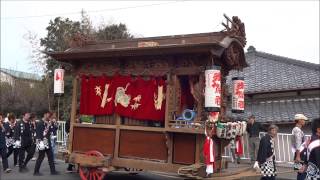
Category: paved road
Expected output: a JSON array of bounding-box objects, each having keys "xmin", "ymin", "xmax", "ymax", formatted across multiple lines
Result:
[
  {"xmin": 1, "ymin": 153, "xmax": 296, "ymax": 180},
  {"xmin": 1, "ymin": 155, "xmax": 184, "ymax": 180}
]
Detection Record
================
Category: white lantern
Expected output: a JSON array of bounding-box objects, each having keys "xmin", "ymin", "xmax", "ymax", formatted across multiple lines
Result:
[
  {"xmin": 205, "ymin": 66, "xmax": 221, "ymax": 112},
  {"xmin": 231, "ymin": 77, "xmax": 245, "ymax": 113},
  {"xmin": 54, "ymin": 68, "xmax": 65, "ymax": 94}
]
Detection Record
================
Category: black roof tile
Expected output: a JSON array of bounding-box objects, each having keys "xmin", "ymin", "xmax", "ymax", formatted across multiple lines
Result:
[
  {"xmin": 227, "ymin": 47, "xmax": 320, "ymax": 94},
  {"xmin": 227, "ymin": 96, "xmax": 320, "ymax": 123}
]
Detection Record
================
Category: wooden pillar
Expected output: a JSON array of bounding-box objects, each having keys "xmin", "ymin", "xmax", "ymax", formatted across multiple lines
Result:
[
  {"xmin": 166, "ymin": 133, "xmax": 173, "ymax": 163},
  {"xmin": 114, "ymin": 115, "xmax": 121, "ymax": 158},
  {"xmin": 165, "ymin": 73, "xmax": 174, "ymax": 163},
  {"xmin": 195, "ymin": 134, "xmax": 201, "ymax": 163},
  {"xmin": 68, "ymin": 77, "xmax": 78, "ymax": 153}
]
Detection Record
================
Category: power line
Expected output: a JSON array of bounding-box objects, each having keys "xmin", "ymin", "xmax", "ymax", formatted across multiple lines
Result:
[{"xmin": 2, "ymin": 1, "xmax": 187, "ymax": 20}]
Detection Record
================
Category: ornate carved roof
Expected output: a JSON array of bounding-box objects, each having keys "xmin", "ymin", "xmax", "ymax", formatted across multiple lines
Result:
[{"xmin": 46, "ymin": 16, "xmax": 248, "ymax": 70}]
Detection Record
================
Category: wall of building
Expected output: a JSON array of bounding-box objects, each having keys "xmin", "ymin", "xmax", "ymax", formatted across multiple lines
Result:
[{"xmin": 0, "ymin": 72, "xmax": 14, "ymax": 85}]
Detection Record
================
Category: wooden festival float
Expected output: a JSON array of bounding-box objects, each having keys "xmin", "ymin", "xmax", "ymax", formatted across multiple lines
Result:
[{"xmin": 48, "ymin": 15, "xmax": 251, "ymax": 180}]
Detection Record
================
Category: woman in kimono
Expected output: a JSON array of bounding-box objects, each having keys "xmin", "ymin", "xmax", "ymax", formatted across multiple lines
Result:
[{"xmin": 256, "ymin": 124, "xmax": 278, "ymax": 180}]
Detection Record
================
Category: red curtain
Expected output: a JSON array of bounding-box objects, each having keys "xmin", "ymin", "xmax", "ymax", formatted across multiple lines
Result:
[
  {"xmin": 113, "ymin": 75, "xmax": 133, "ymax": 117},
  {"xmin": 131, "ymin": 78, "xmax": 165, "ymax": 121},
  {"xmin": 79, "ymin": 75, "xmax": 166, "ymax": 121},
  {"xmin": 80, "ymin": 75, "xmax": 115, "ymax": 115}
]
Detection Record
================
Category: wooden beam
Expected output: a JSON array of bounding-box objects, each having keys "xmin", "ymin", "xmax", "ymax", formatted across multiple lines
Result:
[
  {"xmin": 112, "ymin": 157, "xmax": 182, "ymax": 173},
  {"xmin": 69, "ymin": 77, "xmax": 78, "ymax": 153},
  {"xmin": 74, "ymin": 123, "xmax": 116, "ymax": 129},
  {"xmin": 69, "ymin": 152, "xmax": 112, "ymax": 167},
  {"xmin": 119, "ymin": 125, "xmax": 165, "ymax": 132},
  {"xmin": 167, "ymin": 127, "xmax": 204, "ymax": 134},
  {"xmin": 175, "ymin": 67, "xmax": 203, "ymax": 75}
]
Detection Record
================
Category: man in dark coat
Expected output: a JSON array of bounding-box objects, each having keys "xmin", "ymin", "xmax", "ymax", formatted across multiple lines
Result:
[
  {"xmin": 0, "ymin": 112, "xmax": 12, "ymax": 173},
  {"xmin": 247, "ymin": 115, "xmax": 266, "ymax": 163},
  {"xmin": 4, "ymin": 113, "xmax": 19, "ymax": 167},
  {"xmin": 14, "ymin": 112, "xmax": 35, "ymax": 172},
  {"xmin": 256, "ymin": 124, "xmax": 278, "ymax": 180},
  {"xmin": 33, "ymin": 112, "xmax": 59, "ymax": 176}
]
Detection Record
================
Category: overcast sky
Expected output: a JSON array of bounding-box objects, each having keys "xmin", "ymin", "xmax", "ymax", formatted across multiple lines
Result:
[{"xmin": 1, "ymin": 1, "xmax": 319, "ymax": 74}]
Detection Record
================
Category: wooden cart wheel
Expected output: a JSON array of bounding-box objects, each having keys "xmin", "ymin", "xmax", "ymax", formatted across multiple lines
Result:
[{"xmin": 79, "ymin": 150, "xmax": 106, "ymax": 180}]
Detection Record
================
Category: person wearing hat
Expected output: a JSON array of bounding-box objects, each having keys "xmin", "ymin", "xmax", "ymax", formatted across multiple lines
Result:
[{"xmin": 291, "ymin": 113, "xmax": 308, "ymax": 180}]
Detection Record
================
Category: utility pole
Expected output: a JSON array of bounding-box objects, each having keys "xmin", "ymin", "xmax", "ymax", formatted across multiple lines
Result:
[{"xmin": 46, "ymin": 71, "xmax": 52, "ymax": 111}]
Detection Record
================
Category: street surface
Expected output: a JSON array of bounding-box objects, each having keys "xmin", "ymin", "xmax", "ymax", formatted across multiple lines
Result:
[
  {"xmin": 1, "ymin": 153, "xmax": 296, "ymax": 180},
  {"xmin": 1, "ymin": 155, "xmax": 183, "ymax": 180}
]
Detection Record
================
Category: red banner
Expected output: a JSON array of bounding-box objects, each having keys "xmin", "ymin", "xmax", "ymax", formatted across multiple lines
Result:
[
  {"xmin": 79, "ymin": 75, "xmax": 166, "ymax": 121},
  {"xmin": 113, "ymin": 75, "xmax": 133, "ymax": 117}
]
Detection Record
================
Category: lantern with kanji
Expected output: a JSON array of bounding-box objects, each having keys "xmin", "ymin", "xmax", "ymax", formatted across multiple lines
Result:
[
  {"xmin": 205, "ymin": 66, "xmax": 221, "ymax": 112},
  {"xmin": 54, "ymin": 68, "xmax": 65, "ymax": 94},
  {"xmin": 231, "ymin": 77, "xmax": 245, "ymax": 113}
]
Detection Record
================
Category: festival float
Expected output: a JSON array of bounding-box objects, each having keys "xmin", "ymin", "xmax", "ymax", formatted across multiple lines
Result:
[{"xmin": 47, "ymin": 14, "xmax": 251, "ymax": 180}]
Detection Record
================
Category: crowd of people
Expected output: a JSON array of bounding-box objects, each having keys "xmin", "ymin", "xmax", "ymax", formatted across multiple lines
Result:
[
  {"xmin": 1, "ymin": 111, "xmax": 320, "ymax": 180},
  {"xmin": 227, "ymin": 114, "xmax": 319, "ymax": 180},
  {"xmin": 0, "ymin": 111, "xmax": 59, "ymax": 176}
]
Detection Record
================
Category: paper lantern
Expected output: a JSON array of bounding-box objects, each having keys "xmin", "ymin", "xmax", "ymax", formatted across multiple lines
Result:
[
  {"xmin": 231, "ymin": 77, "xmax": 245, "ymax": 113},
  {"xmin": 205, "ymin": 66, "xmax": 221, "ymax": 112},
  {"xmin": 54, "ymin": 68, "xmax": 65, "ymax": 94}
]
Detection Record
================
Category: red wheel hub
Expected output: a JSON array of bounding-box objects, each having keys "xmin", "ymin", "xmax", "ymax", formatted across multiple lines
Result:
[{"xmin": 79, "ymin": 150, "xmax": 105, "ymax": 180}]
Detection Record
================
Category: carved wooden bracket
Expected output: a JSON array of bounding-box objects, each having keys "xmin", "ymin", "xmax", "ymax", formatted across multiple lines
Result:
[{"xmin": 222, "ymin": 14, "xmax": 246, "ymax": 47}]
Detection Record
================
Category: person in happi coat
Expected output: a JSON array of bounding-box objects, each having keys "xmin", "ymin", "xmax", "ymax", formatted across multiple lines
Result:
[
  {"xmin": 14, "ymin": 112, "xmax": 35, "ymax": 172},
  {"xmin": 291, "ymin": 113, "xmax": 308, "ymax": 180},
  {"xmin": 0, "ymin": 112, "xmax": 12, "ymax": 173},
  {"xmin": 33, "ymin": 112, "xmax": 59, "ymax": 176},
  {"xmin": 302, "ymin": 118, "xmax": 320, "ymax": 180},
  {"xmin": 256, "ymin": 124, "xmax": 278, "ymax": 180},
  {"xmin": 4, "ymin": 113, "xmax": 19, "ymax": 167},
  {"xmin": 29, "ymin": 113, "xmax": 37, "ymax": 161},
  {"xmin": 49, "ymin": 112, "xmax": 58, "ymax": 164}
]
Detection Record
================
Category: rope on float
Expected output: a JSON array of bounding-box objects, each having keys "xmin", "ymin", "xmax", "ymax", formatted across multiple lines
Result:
[{"xmin": 177, "ymin": 163, "xmax": 206, "ymax": 179}]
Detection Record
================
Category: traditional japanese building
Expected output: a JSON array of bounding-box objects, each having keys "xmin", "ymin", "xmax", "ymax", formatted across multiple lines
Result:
[
  {"xmin": 227, "ymin": 46, "xmax": 320, "ymax": 133},
  {"xmin": 0, "ymin": 68, "xmax": 42, "ymax": 87}
]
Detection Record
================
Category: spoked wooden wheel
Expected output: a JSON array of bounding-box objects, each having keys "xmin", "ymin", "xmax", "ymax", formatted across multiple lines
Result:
[{"xmin": 79, "ymin": 150, "xmax": 106, "ymax": 180}]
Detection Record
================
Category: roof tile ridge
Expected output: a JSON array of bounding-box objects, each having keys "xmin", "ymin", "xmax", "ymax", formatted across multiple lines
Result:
[{"xmin": 254, "ymin": 51, "xmax": 320, "ymax": 70}]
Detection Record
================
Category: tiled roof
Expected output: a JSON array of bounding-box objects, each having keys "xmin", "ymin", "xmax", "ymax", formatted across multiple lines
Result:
[
  {"xmin": 227, "ymin": 46, "xmax": 320, "ymax": 94},
  {"xmin": 227, "ymin": 96, "xmax": 320, "ymax": 123},
  {"xmin": 0, "ymin": 68, "xmax": 42, "ymax": 81},
  {"xmin": 227, "ymin": 46, "xmax": 320, "ymax": 123}
]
